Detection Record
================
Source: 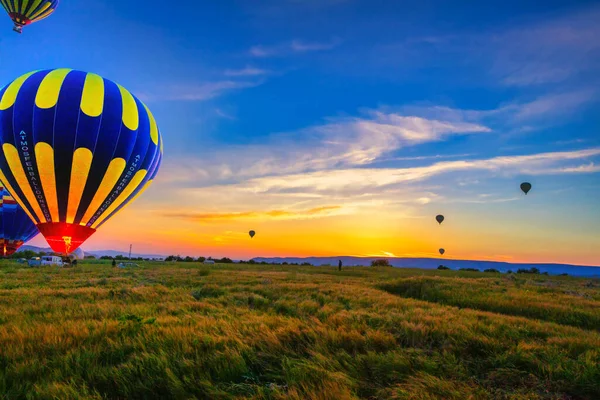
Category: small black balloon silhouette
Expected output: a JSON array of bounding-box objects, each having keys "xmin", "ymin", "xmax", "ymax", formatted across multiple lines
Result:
[
  {"xmin": 439, "ymin": 248, "xmax": 445, "ymax": 255},
  {"xmin": 436, "ymin": 215, "xmax": 444, "ymax": 224},
  {"xmin": 249, "ymin": 230, "xmax": 256, "ymax": 238},
  {"xmin": 520, "ymin": 182, "xmax": 532, "ymax": 195}
]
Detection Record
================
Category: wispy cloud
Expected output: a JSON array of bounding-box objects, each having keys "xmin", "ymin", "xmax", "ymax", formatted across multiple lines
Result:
[
  {"xmin": 510, "ymin": 90, "xmax": 597, "ymax": 121},
  {"xmin": 250, "ymin": 38, "xmax": 341, "ymax": 57},
  {"xmin": 398, "ymin": 89, "xmax": 597, "ymax": 132},
  {"xmin": 159, "ymin": 108, "xmax": 491, "ymax": 185},
  {"xmin": 224, "ymin": 66, "xmax": 271, "ymax": 77},
  {"xmin": 491, "ymin": 7, "xmax": 600, "ymax": 87},
  {"xmin": 151, "ymin": 147, "xmax": 600, "ymax": 231},
  {"xmin": 137, "ymin": 80, "xmax": 263, "ymax": 102},
  {"xmin": 368, "ymin": 5, "xmax": 600, "ymax": 88},
  {"xmin": 163, "ymin": 205, "xmax": 344, "ymax": 223},
  {"xmin": 183, "ymin": 148, "xmax": 600, "ymax": 200}
]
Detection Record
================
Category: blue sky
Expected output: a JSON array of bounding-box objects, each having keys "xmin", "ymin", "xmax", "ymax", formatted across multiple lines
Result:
[{"xmin": 4, "ymin": 0, "xmax": 600, "ymax": 264}]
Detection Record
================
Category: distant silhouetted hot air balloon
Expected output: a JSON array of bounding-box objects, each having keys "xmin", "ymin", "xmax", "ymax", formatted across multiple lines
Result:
[
  {"xmin": 436, "ymin": 215, "xmax": 444, "ymax": 224},
  {"xmin": 520, "ymin": 182, "xmax": 532, "ymax": 195},
  {"xmin": 249, "ymin": 230, "xmax": 255, "ymax": 238},
  {"xmin": 439, "ymin": 248, "xmax": 445, "ymax": 255},
  {"xmin": 0, "ymin": 69, "xmax": 163, "ymax": 254},
  {"xmin": 0, "ymin": 184, "xmax": 38, "ymax": 256},
  {"xmin": 1, "ymin": 0, "xmax": 59, "ymax": 33}
]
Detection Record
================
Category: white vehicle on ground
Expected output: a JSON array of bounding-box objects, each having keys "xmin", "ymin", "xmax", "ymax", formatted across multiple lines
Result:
[{"xmin": 40, "ymin": 256, "xmax": 64, "ymax": 266}]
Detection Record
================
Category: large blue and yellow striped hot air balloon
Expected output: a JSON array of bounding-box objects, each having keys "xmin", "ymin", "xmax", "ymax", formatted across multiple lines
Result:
[
  {"xmin": 0, "ymin": 183, "xmax": 39, "ymax": 256},
  {"xmin": 1, "ymin": 0, "xmax": 59, "ymax": 33},
  {"xmin": 0, "ymin": 69, "xmax": 163, "ymax": 254}
]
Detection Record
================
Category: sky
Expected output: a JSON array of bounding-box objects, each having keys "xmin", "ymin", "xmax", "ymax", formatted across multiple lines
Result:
[{"xmin": 3, "ymin": 0, "xmax": 600, "ymax": 265}]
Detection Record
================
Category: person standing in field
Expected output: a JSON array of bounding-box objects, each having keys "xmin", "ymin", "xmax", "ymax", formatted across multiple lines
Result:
[{"xmin": 338, "ymin": 259, "xmax": 342, "ymax": 271}]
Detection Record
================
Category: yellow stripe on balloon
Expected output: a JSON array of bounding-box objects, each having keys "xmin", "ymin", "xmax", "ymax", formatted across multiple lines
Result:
[
  {"xmin": 91, "ymin": 169, "xmax": 147, "ymax": 229},
  {"xmin": 25, "ymin": 0, "xmax": 42, "ymax": 17},
  {"xmin": 35, "ymin": 69, "xmax": 71, "ymax": 109},
  {"xmin": 2, "ymin": 143, "xmax": 46, "ymax": 222},
  {"xmin": 28, "ymin": 0, "xmax": 50, "ymax": 20},
  {"xmin": 79, "ymin": 158, "xmax": 126, "ymax": 225},
  {"xmin": 118, "ymin": 84, "xmax": 139, "ymax": 131},
  {"xmin": 0, "ymin": 170, "xmax": 36, "ymax": 223},
  {"xmin": 21, "ymin": 0, "xmax": 31, "ymax": 14},
  {"xmin": 31, "ymin": 6, "xmax": 54, "ymax": 22},
  {"xmin": 66, "ymin": 148, "xmax": 93, "ymax": 224},
  {"xmin": 0, "ymin": 70, "xmax": 37, "ymax": 110},
  {"xmin": 80, "ymin": 73, "xmax": 104, "ymax": 117},
  {"xmin": 143, "ymin": 104, "xmax": 158, "ymax": 145},
  {"xmin": 34, "ymin": 142, "xmax": 59, "ymax": 222}
]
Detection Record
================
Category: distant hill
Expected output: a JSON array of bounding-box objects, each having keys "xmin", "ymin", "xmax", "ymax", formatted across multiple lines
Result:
[
  {"xmin": 15, "ymin": 246, "xmax": 599, "ymax": 277},
  {"xmin": 18, "ymin": 245, "xmax": 166, "ymax": 260},
  {"xmin": 251, "ymin": 256, "xmax": 600, "ymax": 278}
]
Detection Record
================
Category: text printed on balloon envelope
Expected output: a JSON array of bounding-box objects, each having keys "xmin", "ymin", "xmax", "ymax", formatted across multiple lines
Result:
[
  {"xmin": 88, "ymin": 154, "xmax": 141, "ymax": 226},
  {"xmin": 18, "ymin": 130, "xmax": 51, "ymax": 221}
]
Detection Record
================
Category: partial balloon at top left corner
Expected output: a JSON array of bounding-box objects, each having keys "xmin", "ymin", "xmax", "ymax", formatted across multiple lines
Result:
[{"xmin": 1, "ymin": 0, "xmax": 59, "ymax": 34}]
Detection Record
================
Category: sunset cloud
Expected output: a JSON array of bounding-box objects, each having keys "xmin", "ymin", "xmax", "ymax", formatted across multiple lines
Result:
[
  {"xmin": 158, "ymin": 108, "xmax": 491, "ymax": 186},
  {"xmin": 163, "ymin": 205, "xmax": 344, "ymax": 223},
  {"xmin": 249, "ymin": 38, "xmax": 341, "ymax": 57}
]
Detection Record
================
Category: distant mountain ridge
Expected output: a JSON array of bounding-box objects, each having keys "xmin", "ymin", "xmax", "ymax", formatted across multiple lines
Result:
[
  {"xmin": 15, "ymin": 246, "xmax": 599, "ymax": 278},
  {"xmin": 251, "ymin": 256, "xmax": 600, "ymax": 278}
]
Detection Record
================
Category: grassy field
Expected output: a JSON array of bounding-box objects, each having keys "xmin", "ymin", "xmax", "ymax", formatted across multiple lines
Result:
[{"xmin": 0, "ymin": 261, "xmax": 598, "ymax": 399}]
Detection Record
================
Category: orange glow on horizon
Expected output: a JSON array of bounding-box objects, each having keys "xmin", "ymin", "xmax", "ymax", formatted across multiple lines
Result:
[{"xmin": 20, "ymin": 203, "xmax": 598, "ymax": 268}]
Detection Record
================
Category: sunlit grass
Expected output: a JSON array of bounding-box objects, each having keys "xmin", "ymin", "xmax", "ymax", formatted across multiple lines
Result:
[{"xmin": 0, "ymin": 260, "xmax": 598, "ymax": 399}]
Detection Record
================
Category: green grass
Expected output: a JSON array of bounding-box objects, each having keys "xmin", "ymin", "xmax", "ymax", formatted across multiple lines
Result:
[{"xmin": 0, "ymin": 260, "xmax": 598, "ymax": 399}]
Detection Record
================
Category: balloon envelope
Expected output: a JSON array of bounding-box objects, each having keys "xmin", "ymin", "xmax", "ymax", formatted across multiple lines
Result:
[
  {"xmin": 249, "ymin": 230, "xmax": 255, "ymax": 238},
  {"xmin": 0, "ymin": 184, "xmax": 39, "ymax": 256},
  {"xmin": 439, "ymin": 248, "xmax": 445, "ymax": 255},
  {"xmin": 69, "ymin": 247, "xmax": 84, "ymax": 260},
  {"xmin": 1, "ymin": 0, "xmax": 59, "ymax": 33},
  {"xmin": 436, "ymin": 215, "xmax": 444, "ymax": 224},
  {"xmin": 520, "ymin": 182, "xmax": 532, "ymax": 195},
  {"xmin": 0, "ymin": 69, "xmax": 163, "ymax": 254}
]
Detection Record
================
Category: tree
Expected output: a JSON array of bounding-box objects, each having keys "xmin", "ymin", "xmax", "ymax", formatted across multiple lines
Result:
[
  {"xmin": 14, "ymin": 250, "xmax": 36, "ymax": 259},
  {"xmin": 484, "ymin": 268, "xmax": 500, "ymax": 273},
  {"xmin": 111, "ymin": 259, "xmax": 116, "ymax": 267},
  {"xmin": 437, "ymin": 265, "xmax": 450, "ymax": 270},
  {"xmin": 183, "ymin": 256, "xmax": 194, "ymax": 262},
  {"xmin": 197, "ymin": 257, "xmax": 206, "ymax": 262},
  {"xmin": 517, "ymin": 267, "xmax": 540, "ymax": 274},
  {"xmin": 371, "ymin": 259, "xmax": 390, "ymax": 267}
]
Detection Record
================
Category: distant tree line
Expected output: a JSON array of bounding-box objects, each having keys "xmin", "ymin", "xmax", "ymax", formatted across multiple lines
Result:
[{"xmin": 8, "ymin": 252, "xmax": 564, "ymax": 277}]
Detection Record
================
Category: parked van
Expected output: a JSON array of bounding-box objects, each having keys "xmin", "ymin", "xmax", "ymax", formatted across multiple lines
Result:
[{"xmin": 40, "ymin": 256, "xmax": 64, "ymax": 266}]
